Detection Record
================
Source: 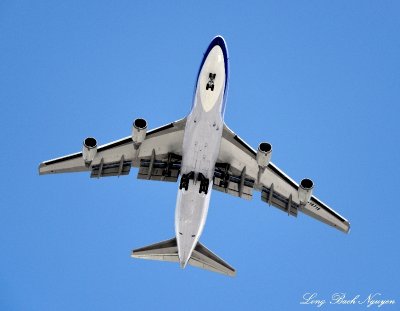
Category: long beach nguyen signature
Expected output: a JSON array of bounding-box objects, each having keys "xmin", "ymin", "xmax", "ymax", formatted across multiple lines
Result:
[{"xmin": 300, "ymin": 292, "xmax": 396, "ymax": 308}]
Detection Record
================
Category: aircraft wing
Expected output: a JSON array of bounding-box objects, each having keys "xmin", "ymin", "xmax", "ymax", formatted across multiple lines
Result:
[
  {"xmin": 215, "ymin": 123, "xmax": 350, "ymax": 233},
  {"xmin": 39, "ymin": 118, "xmax": 186, "ymax": 182}
]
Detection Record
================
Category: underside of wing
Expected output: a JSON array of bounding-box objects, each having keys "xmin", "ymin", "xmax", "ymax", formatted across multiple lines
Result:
[
  {"xmin": 217, "ymin": 123, "xmax": 350, "ymax": 233},
  {"xmin": 303, "ymin": 196, "xmax": 350, "ymax": 233},
  {"xmin": 39, "ymin": 118, "xmax": 186, "ymax": 182}
]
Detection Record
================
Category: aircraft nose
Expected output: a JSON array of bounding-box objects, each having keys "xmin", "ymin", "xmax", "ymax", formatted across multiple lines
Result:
[{"xmin": 210, "ymin": 35, "xmax": 228, "ymax": 54}]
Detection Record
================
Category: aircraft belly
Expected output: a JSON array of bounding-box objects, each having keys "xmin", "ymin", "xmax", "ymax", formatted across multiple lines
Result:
[
  {"xmin": 175, "ymin": 182, "xmax": 212, "ymax": 266},
  {"xmin": 181, "ymin": 91, "xmax": 224, "ymax": 178}
]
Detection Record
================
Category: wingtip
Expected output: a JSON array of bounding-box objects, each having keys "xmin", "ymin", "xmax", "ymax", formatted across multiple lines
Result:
[
  {"xmin": 339, "ymin": 220, "xmax": 351, "ymax": 234},
  {"xmin": 345, "ymin": 221, "xmax": 351, "ymax": 234},
  {"xmin": 38, "ymin": 162, "xmax": 45, "ymax": 175}
]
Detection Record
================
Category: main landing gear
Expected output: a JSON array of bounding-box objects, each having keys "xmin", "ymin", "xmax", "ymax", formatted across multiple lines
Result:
[
  {"xmin": 179, "ymin": 171, "xmax": 194, "ymax": 191},
  {"xmin": 179, "ymin": 171, "xmax": 210, "ymax": 195},
  {"xmin": 197, "ymin": 173, "xmax": 209, "ymax": 195}
]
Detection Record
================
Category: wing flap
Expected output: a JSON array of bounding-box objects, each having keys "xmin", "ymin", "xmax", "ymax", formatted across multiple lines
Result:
[
  {"xmin": 212, "ymin": 163, "xmax": 255, "ymax": 200},
  {"xmin": 261, "ymin": 185, "xmax": 300, "ymax": 217},
  {"xmin": 137, "ymin": 152, "xmax": 181, "ymax": 182},
  {"xmin": 90, "ymin": 158, "xmax": 132, "ymax": 178}
]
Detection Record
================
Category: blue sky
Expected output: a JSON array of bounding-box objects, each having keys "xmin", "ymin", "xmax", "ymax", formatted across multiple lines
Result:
[{"xmin": 1, "ymin": 1, "xmax": 399, "ymax": 310}]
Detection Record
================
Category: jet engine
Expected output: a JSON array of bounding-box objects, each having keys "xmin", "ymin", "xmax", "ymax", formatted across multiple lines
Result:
[
  {"xmin": 82, "ymin": 137, "xmax": 97, "ymax": 163},
  {"xmin": 132, "ymin": 118, "xmax": 147, "ymax": 144},
  {"xmin": 298, "ymin": 178, "xmax": 314, "ymax": 204},
  {"xmin": 256, "ymin": 142, "xmax": 272, "ymax": 168}
]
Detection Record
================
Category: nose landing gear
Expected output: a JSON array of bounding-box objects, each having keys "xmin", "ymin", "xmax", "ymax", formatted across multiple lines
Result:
[{"xmin": 206, "ymin": 73, "xmax": 216, "ymax": 91}]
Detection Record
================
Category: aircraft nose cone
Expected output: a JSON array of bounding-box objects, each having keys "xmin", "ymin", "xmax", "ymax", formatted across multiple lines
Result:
[{"xmin": 212, "ymin": 35, "xmax": 227, "ymax": 49}]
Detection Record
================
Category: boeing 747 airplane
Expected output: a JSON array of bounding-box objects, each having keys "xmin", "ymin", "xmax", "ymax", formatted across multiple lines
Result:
[{"xmin": 39, "ymin": 36, "xmax": 350, "ymax": 276}]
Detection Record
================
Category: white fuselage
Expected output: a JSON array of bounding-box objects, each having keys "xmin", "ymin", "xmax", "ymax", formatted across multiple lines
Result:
[{"xmin": 175, "ymin": 38, "xmax": 228, "ymax": 268}]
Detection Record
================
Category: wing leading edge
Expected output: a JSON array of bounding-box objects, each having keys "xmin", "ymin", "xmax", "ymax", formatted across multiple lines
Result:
[{"xmin": 217, "ymin": 124, "xmax": 350, "ymax": 233}]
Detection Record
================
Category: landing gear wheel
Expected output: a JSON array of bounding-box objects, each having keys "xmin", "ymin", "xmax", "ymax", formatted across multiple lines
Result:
[
  {"xmin": 179, "ymin": 172, "xmax": 194, "ymax": 191},
  {"xmin": 179, "ymin": 175, "xmax": 188, "ymax": 190},
  {"xmin": 197, "ymin": 173, "xmax": 210, "ymax": 195}
]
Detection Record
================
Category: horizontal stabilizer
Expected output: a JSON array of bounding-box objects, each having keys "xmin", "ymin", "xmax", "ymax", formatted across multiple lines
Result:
[
  {"xmin": 131, "ymin": 238, "xmax": 236, "ymax": 276},
  {"xmin": 190, "ymin": 242, "xmax": 236, "ymax": 276},
  {"xmin": 131, "ymin": 238, "xmax": 179, "ymax": 263}
]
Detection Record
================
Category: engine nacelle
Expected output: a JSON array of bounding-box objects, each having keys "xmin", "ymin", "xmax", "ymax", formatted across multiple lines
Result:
[
  {"xmin": 298, "ymin": 178, "xmax": 314, "ymax": 204},
  {"xmin": 132, "ymin": 118, "xmax": 147, "ymax": 144},
  {"xmin": 256, "ymin": 142, "xmax": 272, "ymax": 168},
  {"xmin": 82, "ymin": 137, "xmax": 97, "ymax": 163}
]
